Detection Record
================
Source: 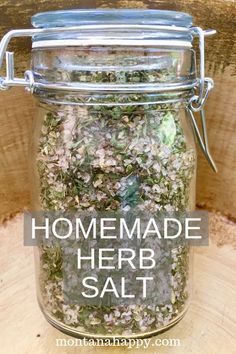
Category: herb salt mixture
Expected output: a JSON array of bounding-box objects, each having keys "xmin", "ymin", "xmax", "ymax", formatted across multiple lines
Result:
[{"xmin": 33, "ymin": 49, "xmax": 196, "ymax": 337}]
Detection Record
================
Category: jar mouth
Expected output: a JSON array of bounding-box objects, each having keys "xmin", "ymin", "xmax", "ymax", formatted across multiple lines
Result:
[
  {"xmin": 31, "ymin": 45, "xmax": 196, "ymax": 103},
  {"xmin": 31, "ymin": 9, "xmax": 193, "ymax": 47}
]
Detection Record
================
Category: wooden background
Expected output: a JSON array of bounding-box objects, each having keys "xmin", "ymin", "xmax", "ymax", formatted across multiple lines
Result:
[{"xmin": 0, "ymin": 0, "xmax": 235, "ymax": 220}]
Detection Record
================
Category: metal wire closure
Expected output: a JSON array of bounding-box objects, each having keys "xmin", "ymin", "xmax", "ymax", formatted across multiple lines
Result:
[
  {"xmin": 0, "ymin": 24, "xmax": 217, "ymax": 172},
  {"xmin": 184, "ymin": 75, "xmax": 217, "ymax": 172},
  {"xmin": 186, "ymin": 107, "xmax": 218, "ymax": 173},
  {"xmin": 190, "ymin": 27, "xmax": 216, "ymax": 109},
  {"xmin": 0, "ymin": 25, "xmax": 214, "ymax": 93}
]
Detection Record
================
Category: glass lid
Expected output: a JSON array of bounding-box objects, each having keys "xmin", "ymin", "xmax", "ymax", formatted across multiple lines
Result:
[
  {"xmin": 31, "ymin": 9, "xmax": 193, "ymax": 46},
  {"xmin": 32, "ymin": 9, "xmax": 192, "ymax": 28}
]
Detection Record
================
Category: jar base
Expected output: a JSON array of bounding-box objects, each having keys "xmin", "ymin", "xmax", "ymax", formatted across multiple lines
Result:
[{"xmin": 38, "ymin": 300, "xmax": 189, "ymax": 340}]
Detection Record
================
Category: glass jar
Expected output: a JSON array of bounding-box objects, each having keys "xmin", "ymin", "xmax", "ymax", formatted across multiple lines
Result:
[{"xmin": 0, "ymin": 9, "xmax": 216, "ymax": 339}]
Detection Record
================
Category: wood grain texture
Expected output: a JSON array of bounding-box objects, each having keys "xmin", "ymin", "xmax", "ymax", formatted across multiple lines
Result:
[
  {"xmin": 0, "ymin": 214, "xmax": 236, "ymax": 354},
  {"xmin": 0, "ymin": 0, "xmax": 235, "ymax": 218},
  {"xmin": 197, "ymin": 68, "xmax": 236, "ymax": 217},
  {"xmin": 0, "ymin": 88, "xmax": 35, "ymax": 220}
]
